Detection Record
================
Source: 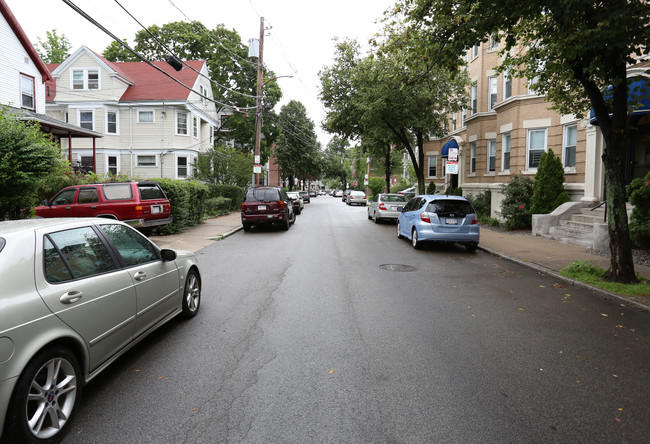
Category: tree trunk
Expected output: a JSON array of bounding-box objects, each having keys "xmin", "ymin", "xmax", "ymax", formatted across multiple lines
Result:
[
  {"xmin": 384, "ymin": 149, "xmax": 392, "ymax": 193},
  {"xmin": 415, "ymin": 132, "xmax": 426, "ymax": 195}
]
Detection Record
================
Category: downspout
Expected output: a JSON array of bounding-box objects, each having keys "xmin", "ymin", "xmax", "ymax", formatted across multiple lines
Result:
[{"xmin": 129, "ymin": 106, "xmax": 133, "ymax": 177}]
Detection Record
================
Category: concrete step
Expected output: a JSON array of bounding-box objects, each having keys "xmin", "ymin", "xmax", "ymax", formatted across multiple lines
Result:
[
  {"xmin": 559, "ymin": 219, "xmax": 596, "ymax": 231},
  {"xmin": 549, "ymin": 225, "xmax": 593, "ymax": 239},
  {"xmin": 571, "ymin": 213, "xmax": 605, "ymax": 224},
  {"xmin": 539, "ymin": 232, "xmax": 594, "ymax": 248}
]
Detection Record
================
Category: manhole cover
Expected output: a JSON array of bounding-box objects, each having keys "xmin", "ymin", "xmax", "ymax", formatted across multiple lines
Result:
[{"xmin": 378, "ymin": 264, "xmax": 417, "ymax": 272}]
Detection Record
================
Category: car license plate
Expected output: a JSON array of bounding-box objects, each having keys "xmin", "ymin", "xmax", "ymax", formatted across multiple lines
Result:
[
  {"xmin": 151, "ymin": 205, "xmax": 162, "ymax": 214},
  {"xmin": 446, "ymin": 218, "xmax": 458, "ymax": 225},
  {"xmin": 258, "ymin": 205, "xmax": 266, "ymax": 210}
]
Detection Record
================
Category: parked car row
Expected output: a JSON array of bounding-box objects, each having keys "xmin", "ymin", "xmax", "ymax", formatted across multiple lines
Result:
[{"xmin": 0, "ymin": 218, "xmax": 201, "ymax": 443}]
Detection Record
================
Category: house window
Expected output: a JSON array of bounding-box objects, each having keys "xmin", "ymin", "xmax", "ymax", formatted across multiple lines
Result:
[
  {"xmin": 489, "ymin": 34, "xmax": 499, "ymax": 50},
  {"xmin": 137, "ymin": 155, "xmax": 156, "ymax": 167},
  {"xmin": 451, "ymin": 113, "xmax": 457, "ymax": 131},
  {"xmin": 472, "ymin": 44, "xmax": 479, "ymax": 59},
  {"xmin": 193, "ymin": 115, "xmax": 198, "ymax": 138},
  {"xmin": 502, "ymin": 133, "xmax": 511, "ymax": 170},
  {"xmin": 504, "ymin": 71, "xmax": 512, "ymax": 100},
  {"xmin": 461, "ymin": 108, "xmax": 466, "ymax": 127},
  {"xmin": 79, "ymin": 110, "xmax": 94, "ymax": 130},
  {"xmin": 488, "ymin": 77, "xmax": 498, "ymax": 110},
  {"xmin": 138, "ymin": 110, "xmax": 154, "ymax": 123},
  {"xmin": 71, "ymin": 69, "xmax": 99, "ymax": 90},
  {"xmin": 470, "ymin": 141, "xmax": 476, "ymax": 174},
  {"xmin": 564, "ymin": 124, "xmax": 577, "ymax": 168},
  {"xmin": 471, "ymin": 83, "xmax": 478, "ymax": 115},
  {"xmin": 487, "ymin": 139, "xmax": 496, "ymax": 172},
  {"xmin": 20, "ymin": 74, "xmax": 35, "ymax": 109},
  {"xmin": 177, "ymin": 156, "xmax": 188, "ymax": 178},
  {"xmin": 177, "ymin": 112, "xmax": 188, "ymax": 135},
  {"xmin": 527, "ymin": 128, "xmax": 547, "ymax": 169},
  {"xmin": 106, "ymin": 111, "xmax": 118, "ymax": 134},
  {"xmin": 427, "ymin": 155, "xmax": 437, "ymax": 177},
  {"xmin": 80, "ymin": 156, "xmax": 94, "ymax": 172},
  {"xmin": 108, "ymin": 156, "xmax": 118, "ymax": 175},
  {"xmin": 209, "ymin": 126, "xmax": 214, "ymax": 145}
]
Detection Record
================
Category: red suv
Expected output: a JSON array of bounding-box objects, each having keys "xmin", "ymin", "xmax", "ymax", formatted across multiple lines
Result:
[
  {"xmin": 34, "ymin": 181, "xmax": 172, "ymax": 229},
  {"xmin": 241, "ymin": 187, "xmax": 295, "ymax": 231}
]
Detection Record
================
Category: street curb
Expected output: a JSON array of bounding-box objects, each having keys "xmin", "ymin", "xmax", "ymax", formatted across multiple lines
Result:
[
  {"xmin": 218, "ymin": 225, "xmax": 243, "ymax": 240},
  {"xmin": 478, "ymin": 245, "xmax": 650, "ymax": 313}
]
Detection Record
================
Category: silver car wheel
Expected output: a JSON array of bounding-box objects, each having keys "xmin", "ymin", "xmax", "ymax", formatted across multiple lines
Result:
[
  {"xmin": 397, "ymin": 221, "xmax": 403, "ymax": 239},
  {"xmin": 412, "ymin": 228, "xmax": 422, "ymax": 250},
  {"xmin": 182, "ymin": 270, "xmax": 201, "ymax": 318}
]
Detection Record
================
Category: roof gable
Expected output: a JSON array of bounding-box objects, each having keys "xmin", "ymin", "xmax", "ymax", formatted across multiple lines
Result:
[
  {"xmin": 0, "ymin": 0, "xmax": 51, "ymax": 82},
  {"xmin": 118, "ymin": 60, "xmax": 205, "ymax": 102}
]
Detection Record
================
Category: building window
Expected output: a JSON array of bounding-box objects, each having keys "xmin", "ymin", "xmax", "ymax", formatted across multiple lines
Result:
[
  {"xmin": 137, "ymin": 155, "xmax": 156, "ymax": 167},
  {"xmin": 209, "ymin": 126, "xmax": 214, "ymax": 145},
  {"xmin": 487, "ymin": 139, "xmax": 496, "ymax": 172},
  {"xmin": 138, "ymin": 110, "xmax": 154, "ymax": 123},
  {"xmin": 427, "ymin": 155, "xmax": 437, "ymax": 177},
  {"xmin": 193, "ymin": 115, "xmax": 198, "ymax": 138},
  {"xmin": 472, "ymin": 44, "xmax": 479, "ymax": 59},
  {"xmin": 79, "ymin": 110, "xmax": 94, "ymax": 130},
  {"xmin": 108, "ymin": 156, "xmax": 118, "ymax": 175},
  {"xmin": 461, "ymin": 108, "xmax": 466, "ymax": 127},
  {"xmin": 106, "ymin": 111, "xmax": 118, "ymax": 134},
  {"xmin": 488, "ymin": 77, "xmax": 498, "ymax": 110},
  {"xmin": 470, "ymin": 141, "xmax": 476, "ymax": 174},
  {"xmin": 489, "ymin": 34, "xmax": 499, "ymax": 50},
  {"xmin": 564, "ymin": 124, "xmax": 577, "ymax": 168},
  {"xmin": 527, "ymin": 128, "xmax": 547, "ymax": 169},
  {"xmin": 20, "ymin": 74, "xmax": 35, "ymax": 109},
  {"xmin": 504, "ymin": 71, "xmax": 512, "ymax": 100},
  {"xmin": 177, "ymin": 112, "xmax": 188, "ymax": 135},
  {"xmin": 80, "ymin": 156, "xmax": 94, "ymax": 172},
  {"xmin": 502, "ymin": 133, "xmax": 511, "ymax": 170},
  {"xmin": 177, "ymin": 156, "xmax": 188, "ymax": 178},
  {"xmin": 471, "ymin": 83, "xmax": 478, "ymax": 115},
  {"xmin": 451, "ymin": 113, "xmax": 457, "ymax": 131},
  {"xmin": 71, "ymin": 69, "xmax": 99, "ymax": 90}
]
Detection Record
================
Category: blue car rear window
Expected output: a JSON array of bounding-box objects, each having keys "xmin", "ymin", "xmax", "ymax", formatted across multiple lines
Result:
[{"xmin": 428, "ymin": 200, "xmax": 474, "ymax": 216}]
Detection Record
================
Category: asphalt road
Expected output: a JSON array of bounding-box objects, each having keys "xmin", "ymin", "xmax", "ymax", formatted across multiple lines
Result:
[{"xmin": 63, "ymin": 196, "xmax": 650, "ymax": 443}]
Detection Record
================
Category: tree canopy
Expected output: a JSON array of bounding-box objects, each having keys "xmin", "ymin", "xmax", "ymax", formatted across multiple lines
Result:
[{"xmin": 36, "ymin": 29, "xmax": 71, "ymax": 64}]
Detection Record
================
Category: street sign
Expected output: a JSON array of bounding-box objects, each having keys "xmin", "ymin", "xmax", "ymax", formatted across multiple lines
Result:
[
  {"xmin": 446, "ymin": 161, "xmax": 459, "ymax": 174},
  {"xmin": 449, "ymin": 148, "xmax": 458, "ymax": 161},
  {"xmin": 254, "ymin": 155, "xmax": 260, "ymax": 164},
  {"xmin": 253, "ymin": 165, "xmax": 261, "ymax": 173},
  {"xmin": 353, "ymin": 181, "xmax": 358, "ymax": 186}
]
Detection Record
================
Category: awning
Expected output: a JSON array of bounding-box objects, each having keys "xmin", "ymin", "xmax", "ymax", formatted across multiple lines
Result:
[
  {"xmin": 440, "ymin": 138, "xmax": 459, "ymax": 157},
  {"xmin": 590, "ymin": 77, "xmax": 650, "ymax": 125}
]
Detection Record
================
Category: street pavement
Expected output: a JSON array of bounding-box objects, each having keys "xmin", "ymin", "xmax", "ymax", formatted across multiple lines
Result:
[{"xmin": 149, "ymin": 208, "xmax": 650, "ymax": 312}]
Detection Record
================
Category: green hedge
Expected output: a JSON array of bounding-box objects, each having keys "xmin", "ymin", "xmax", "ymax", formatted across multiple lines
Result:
[
  {"xmin": 153, "ymin": 179, "xmax": 208, "ymax": 235},
  {"xmin": 208, "ymin": 184, "xmax": 246, "ymax": 210}
]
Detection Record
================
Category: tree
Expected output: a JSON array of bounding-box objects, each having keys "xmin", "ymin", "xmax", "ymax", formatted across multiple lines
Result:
[
  {"xmin": 320, "ymin": 39, "xmax": 469, "ymax": 195},
  {"xmin": 322, "ymin": 136, "xmax": 352, "ymax": 190},
  {"xmin": 395, "ymin": 0, "xmax": 650, "ymax": 282},
  {"xmin": 36, "ymin": 29, "xmax": 71, "ymax": 64},
  {"xmin": 530, "ymin": 149, "xmax": 570, "ymax": 215},
  {"xmin": 102, "ymin": 21, "xmax": 282, "ymax": 162},
  {"xmin": 0, "ymin": 110, "xmax": 62, "ymax": 220},
  {"xmin": 196, "ymin": 144, "xmax": 252, "ymax": 187},
  {"xmin": 274, "ymin": 100, "xmax": 320, "ymax": 189}
]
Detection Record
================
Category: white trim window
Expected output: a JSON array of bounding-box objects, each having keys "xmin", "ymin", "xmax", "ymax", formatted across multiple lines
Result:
[
  {"xmin": 427, "ymin": 155, "xmax": 437, "ymax": 178},
  {"xmin": 107, "ymin": 155, "xmax": 118, "ymax": 175},
  {"xmin": 489, "ymin": 34, "xmax": 499, "ymax": 50},
  {"xmin": 20, "ymin": 74, "xmax": 35, "ymax": 110},
  {"xmin": 461, "ymin": 108, "xmax": 466, "ymax": 127},
  {"xmin": 106, "ymin": 110, "xmax": 119, "ymax": 134},
  {"xmin": 503, "ymin": 71, "xmax": 512, "ymax": 100},
  {"xmin": 502, "ymin": 132, "xmax": 511, "ymax": 170},
  {"xmin": 527, "ymin": 128, "xmax": 547, "ymax": 170},
  {"xmin": 564, "ymin": 124, "xmax": 577, "ymax": 168},
  {"xmin": 209, "ymin": 125, "xmax": 214, "ymax": 145},
  {"xmin": 470, "ymin": 141, "xmax": 476, "ymax": 174},
  {"xmin": 487, "ymin": 139, "xmax": 497, "ymax": 172},
  {"xmin": 193, "ymin": 115, "xmax": 198, "ymax": 138},
  {"xmin": 137, "ymin": 155, "xmax": 157, "ymax": 167},
  {"xmin": 177, "ymin": 156, "xmax": 189, "ymax": 178},
  {"xmin": 471, "ymin": 83, "xmax": 478, "ymax": 115},
  {"xmin": 451, "ymin": 113, "xmax": 457, "ymax": 131},
  {"xmin": 472, "ymin": 44, "xmax": 479, "ymax": 59},
  {"xmin": 137, "ymin": 110, "xmax": 154, "ymax": 123},
  {"xmin": 177, "ymin": 112, "xmax": 188, "ymax": 135},
  {"xmin": 79, "ymin": 110, "xmax": 94, "ymax": 130},
  {"xmin": 71, "ymin": 69, "xmax": 100, "ymax": 90},
  {"xmin": 488, "ymin": 77, "xmax": 498, "ymax": 110}
]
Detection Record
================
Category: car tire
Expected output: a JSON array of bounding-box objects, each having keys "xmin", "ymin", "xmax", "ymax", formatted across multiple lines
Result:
[
  {"xmin": 411, "ymin": 228, "xmax": 422, "ymax": 250},
  {"xmin": 290, "ymin": 211, "xmax": 296, "ymax": 225},
  {"xmin": 397, "ymin": 221, "xmax": 404, "ymax": 239},
  {"xmin": 243, "ymin": 223, "xmax": 252, "ymax": 232},
  {"xmin": 466, "ymin": 242, "xmax": 478, "ymax": 253},
  {"xmin": 373, "ymin": 213, "xmax": 379, "ymax": 224},
  {"xmin": 3, "ymin": 347, "xmax": 81, "ymax": 444},
  {"xmin": 282, "ymin": 218, "xmax": 290, "ymax": 231},
  {"xmin": 367, "ymin": 210, "xmax": 372, "ymax": 220},
  {"xmin": 181, "ymin": 269, "xmax": 201, "ymax": 318}
]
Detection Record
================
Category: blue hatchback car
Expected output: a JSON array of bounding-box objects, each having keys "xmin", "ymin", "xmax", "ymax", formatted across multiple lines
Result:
[{"xmin": 396, "ymin": 195, "xmax": 480, "ymax": 251}]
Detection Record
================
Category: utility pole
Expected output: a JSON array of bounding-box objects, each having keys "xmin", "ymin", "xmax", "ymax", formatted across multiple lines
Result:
[{"xmin": 253, "ymin": 17, "xmax": 264, "ymax": 186}]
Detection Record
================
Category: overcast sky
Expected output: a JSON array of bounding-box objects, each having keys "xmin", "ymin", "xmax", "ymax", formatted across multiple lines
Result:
[{"xmin": 6, "ymin": 0, "xmax": 396, "ymax": 147}]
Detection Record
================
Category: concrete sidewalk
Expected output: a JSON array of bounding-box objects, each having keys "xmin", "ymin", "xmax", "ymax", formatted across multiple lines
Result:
[{"xmin": 149, "ymin": 212, "xmax": 650, "ymax": 311}]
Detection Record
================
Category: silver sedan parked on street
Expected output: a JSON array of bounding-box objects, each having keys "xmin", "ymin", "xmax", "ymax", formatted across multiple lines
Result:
[
  {"xmin": 0, "ymin": 218, "xmax": 201, "ymax": 443},
  {"xmin": 367, "ymin": 193, "xmax": 408, "ymax": 223}
]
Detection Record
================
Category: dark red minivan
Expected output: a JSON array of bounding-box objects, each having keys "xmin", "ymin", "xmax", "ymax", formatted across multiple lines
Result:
[
  {"xmin": 34, "ymin": 181, "xmax": 172, "ymax": 229},
  {"xmin": 241, "ymin": 187, "xmax": 295, "ymax": 231}
]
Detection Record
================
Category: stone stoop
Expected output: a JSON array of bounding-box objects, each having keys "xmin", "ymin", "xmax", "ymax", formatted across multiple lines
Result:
[{"xmin": 544, "ymin": 207, "xmax": 606, "ymax": 248}]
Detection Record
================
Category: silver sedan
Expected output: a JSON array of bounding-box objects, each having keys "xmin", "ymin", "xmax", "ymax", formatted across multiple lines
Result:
[
  {"xmin": 0, "ymin": 218, "xmax": 201, "ymax": 443},
  {"xmin": 367, "ymin": 193, "xmax": 409, "ymax": 223}
]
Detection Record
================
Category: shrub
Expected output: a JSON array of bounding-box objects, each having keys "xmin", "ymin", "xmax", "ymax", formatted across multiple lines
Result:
[
  {"xmin": 444, "ymin": 186, "xmax": 463, "ymax": 196},
  {"xmin": 478, "ymin": 215, "xmax": 500, "ymax": 227},
  {"xmin": 501, "ymin": 175, "xmax": 534, "ymax": 230},
  {"xmin": 627, "ymin": 171, "xmax": 650, "ymax": 248},
  {"xmin": 208, "ymin": 184, "xmax": 245, "ymax": 210},
  {"xmin": 530, "ymin": 148, "xmax": 571, "ymax": 214},
  {"xmin": 368, "ymin": 176, "xmax": 385, "ymax": 197},
  {"xmin": 466, "ymin": 190, "xmax": 491, "ymax": 218},
  {"xmin": 392, "ymin": 181, "xmax": 413, "ymax": 193},
  {"xmin": 426, "ymin": 181, "xmax": 436, "ymax": 194},
  {"xmin": 204, "ymin": 197, "xmax": 232, "ymax": 217},
  {"xmin": 153, "ymin": 179, "xmax": 208, "ymax": 235}
]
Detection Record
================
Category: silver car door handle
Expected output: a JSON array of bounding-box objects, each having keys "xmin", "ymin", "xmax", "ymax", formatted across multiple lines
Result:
[
  {"xmin": 134, "ymin": 271, "xmax": 147, "ymax": 281},
  {"xmin": 60, "ymin": 291, "xmax": 83, "ymax": 304}
]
